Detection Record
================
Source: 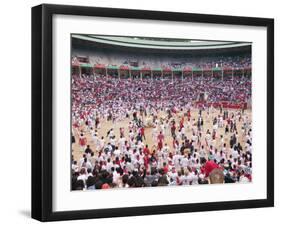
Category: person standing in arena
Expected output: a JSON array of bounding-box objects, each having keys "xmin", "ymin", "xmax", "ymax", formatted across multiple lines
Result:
[{"xmin": 157, "ymin": 131, "xmax": 165, "ymax": 150}]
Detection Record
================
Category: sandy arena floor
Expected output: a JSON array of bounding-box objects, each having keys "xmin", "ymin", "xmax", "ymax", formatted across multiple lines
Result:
[{"xmin": 72, "ymin": 108, "xmax": 251, "ymax": 163}]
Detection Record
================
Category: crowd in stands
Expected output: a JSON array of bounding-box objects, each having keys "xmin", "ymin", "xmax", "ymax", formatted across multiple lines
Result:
[
  {"xmin": 72, "ymin": 52, "xmax": 251, "ymax": 70},
  {"xmin": 72, "ymin": 75, "xmax": 251, "ymax": 121}
]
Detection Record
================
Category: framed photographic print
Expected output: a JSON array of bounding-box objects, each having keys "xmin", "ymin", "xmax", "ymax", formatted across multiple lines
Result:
[{"xmin": 31, "ymin": 4, "xmax": 274, "ymax": 221}]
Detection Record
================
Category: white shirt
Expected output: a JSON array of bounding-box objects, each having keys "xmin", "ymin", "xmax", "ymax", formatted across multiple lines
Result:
[
  {"xmin": 77, "ymin": 174, "xmax": 87, "ymax": 185},
  {"xmin": 112, "ymin": 171, "xmax": 121, "ymax": 184},
  {"xmin": 181, "ymin": 157, "xmax": 189, "ymax": 168},
  {"xmin": 72, "ymin": 164, "xmax": 79, "ymax": 172},
  {"xmin": 191, "ymin": 173, "xmax": 199, "ymax": 185},
  {"xmin": 113, "ymin": 148, "xmax": 121, "ymax": 157},
  {"xmin": 182, "ymin": 174, "xmax": 193, "ymax": 185}
]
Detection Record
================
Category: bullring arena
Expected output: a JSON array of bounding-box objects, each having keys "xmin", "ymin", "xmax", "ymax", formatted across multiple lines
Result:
[{"xmin": 71, "ymin": 35, "xmax": 252, "ymax": 190}]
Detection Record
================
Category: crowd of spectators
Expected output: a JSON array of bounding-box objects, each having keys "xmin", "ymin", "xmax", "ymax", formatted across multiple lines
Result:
[
  {"xmin": 71, "ymin": 66, "xmax": 252, "ymax": 190},
  {"xmin": 72, "ymin": 53, "xmax": 251, "ymax": 70},
  {"xmin": 72, "ymin": 75, "xmax": 251, "ymax": 122}
]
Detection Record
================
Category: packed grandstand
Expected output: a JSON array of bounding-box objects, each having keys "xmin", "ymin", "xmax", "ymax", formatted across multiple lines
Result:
[{"xmin": 71, "ymin": 35, "xmax": 252, "ymax": 190}]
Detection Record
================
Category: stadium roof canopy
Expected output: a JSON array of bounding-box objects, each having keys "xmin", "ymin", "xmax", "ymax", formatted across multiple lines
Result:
[{"xmin": 72, "ymin": 34, "xmax": 251, "ymax": 50}]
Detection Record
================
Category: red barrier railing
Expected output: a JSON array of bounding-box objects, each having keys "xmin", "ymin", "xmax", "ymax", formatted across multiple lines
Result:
[{"xmin": 195, "ymin": 101, "xmax": 247, "ymax": 109}]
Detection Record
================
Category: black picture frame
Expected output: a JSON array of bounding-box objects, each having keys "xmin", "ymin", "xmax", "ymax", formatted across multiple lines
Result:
[{"xmin": 32, "ymin": 4, "xmax": 274, "ymax": 222}]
